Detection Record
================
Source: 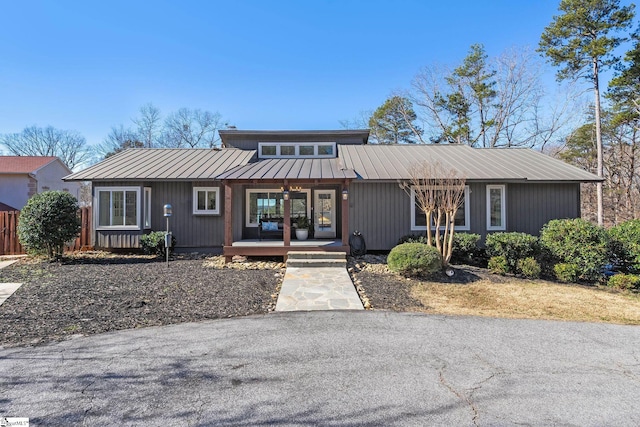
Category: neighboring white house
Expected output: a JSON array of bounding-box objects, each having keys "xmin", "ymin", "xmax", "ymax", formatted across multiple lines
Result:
[{"xmin": 0, "ymin": 156, "xmax": 81, "ymax": 210}]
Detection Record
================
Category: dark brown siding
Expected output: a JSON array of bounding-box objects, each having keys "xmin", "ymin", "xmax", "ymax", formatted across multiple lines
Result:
[
  {"xmin": 507, "ymin": 183, "xmax": 580, "ymax": 236},
  {"xmin": 225, "ymin": 135, "xmax": 367, "ymax": 150}
]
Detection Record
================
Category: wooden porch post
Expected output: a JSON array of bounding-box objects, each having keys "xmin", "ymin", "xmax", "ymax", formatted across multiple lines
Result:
[
  {"xmin": 224, "ymin": 182, "xmax": 233, "ymax": 263},
  {"xmin": 283, "ymin": 184, "xmax": 291, "ymax": 247},
  {"xmin": 342, "ymin": 181, "xmax": 349, "ymax": 251}
]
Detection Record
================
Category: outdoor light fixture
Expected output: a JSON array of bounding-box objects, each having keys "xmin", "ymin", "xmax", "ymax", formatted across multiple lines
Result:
[
  {"xmin": 342, "ymin": 189, "xmax": 349, "ymax": 200},
  {"xmin": 283, "ymin": 190, "xmax": 290, "ymax": 201},
  {"xmin": 163, "ymin": 204, "xmax": 172, "ymax": 267}
]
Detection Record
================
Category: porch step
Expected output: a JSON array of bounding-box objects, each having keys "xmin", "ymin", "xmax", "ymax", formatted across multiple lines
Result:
[{"xmin": 286, "ymin": 251, "xmax": 347, "ymax": 268}]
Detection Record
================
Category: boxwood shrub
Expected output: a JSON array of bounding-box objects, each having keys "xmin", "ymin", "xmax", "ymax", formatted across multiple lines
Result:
[
  {"xmin": 388, "ymin": 243, "xmax": 442, "ymax": 277},
  {"xmin": 488, "ymin": 255, "xmax": 509, "ymax": 275},
  {"xmin": 140, "ymin": 231, "xmax": 176, "ymax": 257},
  {"xmin": 608, "ymin": 219, "xmax": 640, "ymax": 274},
  {"xmin": 540, "ymin": 218, "xmax": 608, "ymax": 282},
  {"xmin": 607, "ymin": 274, "xmax": 640, "ymax": 290},
  {"xmin": 485, "ymin": 232, "xmax": 539, "ymax": 274},
  {"xmin": 554, "ymin": 263, "xmax": 580, "ymax": 283},
  {"xmin": 517, "ymin": 257, "xmax": 541, "ymax": 279}
]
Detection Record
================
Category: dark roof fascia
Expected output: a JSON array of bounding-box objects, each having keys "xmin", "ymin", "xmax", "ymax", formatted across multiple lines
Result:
[
  {"xmin": 220, "ymin": 129, "xmax": 370, "ymax": 144},
  {"xmin": 220, "ymin": 178, "xmax": 353, "ymax": 185}
]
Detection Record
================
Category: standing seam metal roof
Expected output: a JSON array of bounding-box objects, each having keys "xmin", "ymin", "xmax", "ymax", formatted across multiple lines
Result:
[{"xmin": 216, "ymin": 158, "xmax": 357, "ymax": 180}]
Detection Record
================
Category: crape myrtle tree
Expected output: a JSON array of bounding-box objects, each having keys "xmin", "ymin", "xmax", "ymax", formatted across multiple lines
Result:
[
  {"xmin": 399, "ymin": 160, "xmax": 466, "ymax": 268},
  {"xmin": 538, "ymin": 0, "xmax": 635, "ymax": 226},
  {"xmin": 17, "ymin": 191, "xmax": 81, "ymax": 260}
]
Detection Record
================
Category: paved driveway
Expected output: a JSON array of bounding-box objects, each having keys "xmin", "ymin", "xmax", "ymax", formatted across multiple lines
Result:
[{"xmin": 1, "ymin": 311, "xmax": 639, "ymax": 426}]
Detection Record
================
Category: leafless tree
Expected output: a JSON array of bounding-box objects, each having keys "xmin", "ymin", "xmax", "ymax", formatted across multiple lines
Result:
[
  {"xmin": 399, "ymin": 160, "xmax": 466, "ymax": 267},
  {"xmin": 160, "ymin": 108, "xmax": 226, "ymax": 148},
  {"xmin": 97, "ymin": 125, "xmax": 143, "ymax": 159},
  {"xmin": 132, "ymin": 103, "xmax": 162, "ymax": 148},
  {"xmin": 0, "ymin": 125, "xmax": 88, "ymax": 170}
]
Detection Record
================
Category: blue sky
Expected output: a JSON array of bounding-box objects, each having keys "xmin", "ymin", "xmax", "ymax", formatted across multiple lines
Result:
[{"xmin": 0, "ymin": 0, "xmax": 628, "ymax": 147}]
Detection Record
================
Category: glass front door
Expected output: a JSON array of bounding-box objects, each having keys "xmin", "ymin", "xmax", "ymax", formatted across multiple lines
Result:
[{"xmin": 314, "ymin": 190, "xmax": 336, "ymax": 238}]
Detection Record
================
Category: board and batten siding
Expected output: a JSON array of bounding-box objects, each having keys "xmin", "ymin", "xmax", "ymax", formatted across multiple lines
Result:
[
  {"xmin": 94, "ymin": 181, "xmax": 226, "ymax": 250},
  {"xmin": 507, "ymin": 183, "xmax": 580, "ymax": 236}
]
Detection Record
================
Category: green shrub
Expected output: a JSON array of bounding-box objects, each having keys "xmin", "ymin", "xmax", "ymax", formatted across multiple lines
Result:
[
  {"xmin": 608, "ymin": 219, "xmax": 640, "ymax": 273},
  {"xmin": 451, "ymin": 233, "xmax": 481, "ymax": 265},
  {"xmin": 17, "ymin": 191, "xmax": 80, "ymax": 259},
  {"xmin": 388, "ymin": 243, "xmax": 442, "ymax": 277},
  {"xmin": 607, "ymin": 274, "xmax": 640, "ymax": 290},
  {"xmin": 488, "ymin": 256, "xmax": 509, "ymax": 275},
  {"xmin": 397, "ymin": 234, "xmax": 428, "ymax": 245},
  {"xmin": 517, "ymin": 257, "xmax": 541, "ymax": 279},
  {"xmin": 140, "ymin": 231, "xmax": 176, "ymax": 257},
  {"xmin": 554, "ymin": 263, "xmax": 580, "ymax": 283},
  {"xmin": 485, "ymin": 232, "xmax": 539, "ymax": 274},
  {"xmin": 540, "ymin": 218, "xmax": 608, "ymax": 282}
]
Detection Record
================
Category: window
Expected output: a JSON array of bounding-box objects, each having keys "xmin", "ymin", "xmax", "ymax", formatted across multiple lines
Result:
[
  {"xmin": 96, "ymin": 187, "xmax": 140, "ymax": 229},
  {"xmin": 410, "ymin": 186, "xmax": 470, "ymax": 231},
  {"xmin": 193, "ymin": 187, "xmax": 220, "ymax": 215},
  {"xmin": 487, "ymin": 185, "xmax": 506, "ymax": 231},
  {"xmin": 144, "ymin": 187, "xmax": 152, "ymax": 229},
  {"xmin": 246, "ymin": 189, "xmax": 310, "ymax": 227},
  {"xmin": 257, "ymin": 142, "xmax": 337, "ymax": 158}
]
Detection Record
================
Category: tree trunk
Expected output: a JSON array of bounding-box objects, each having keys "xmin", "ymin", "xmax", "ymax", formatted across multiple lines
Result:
[{"xmin": 593, "ymin": 58, "xmax": 604, "ymax": 226}]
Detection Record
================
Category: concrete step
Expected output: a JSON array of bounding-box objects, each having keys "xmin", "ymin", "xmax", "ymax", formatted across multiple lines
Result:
[
  {"xmin": 286, "ymin": 258, "xmax": 347, "ymax": 268},
  {"xmin": 287, "ymin": 251, "xmax": 347, "ymax": 260}
]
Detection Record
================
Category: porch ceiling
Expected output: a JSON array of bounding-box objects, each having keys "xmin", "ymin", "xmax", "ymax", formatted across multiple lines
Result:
[{"xmin": 217, "ymin": 158, "xmax": 357, "ymax": 180}]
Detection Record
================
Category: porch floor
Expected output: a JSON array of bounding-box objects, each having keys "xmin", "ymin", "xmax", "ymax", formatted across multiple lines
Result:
[
  {"xmin": 224, "ymin": 239, "xmax": 349, "ymax": 259},
  {"xmin": 231, "ymin": 239, "xmax": 343, "ymax": 247}
]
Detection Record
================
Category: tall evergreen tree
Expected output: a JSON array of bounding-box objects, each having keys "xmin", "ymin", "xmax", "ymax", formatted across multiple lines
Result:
[
  {"xmin": 368, "ymin": 96, "xmax": 422, "ymax": 144},
  {"xmin": 538, "ymin": 0, "xmax": 635, "ymax": 226}
]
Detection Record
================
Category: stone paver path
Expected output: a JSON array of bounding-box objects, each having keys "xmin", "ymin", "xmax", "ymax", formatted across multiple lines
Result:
[
  {"xmin": 0, "ymin": 259, "xmax": 21, "ymax": 306},
  {"xmin": 275, "ymin": 266, "xmax": 363, "ymax": 311}
]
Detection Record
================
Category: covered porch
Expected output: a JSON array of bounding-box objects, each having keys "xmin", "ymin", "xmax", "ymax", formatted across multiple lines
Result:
[{"xmin": 219, "ymin": 158, "xmax": 355, "ymax": 261}]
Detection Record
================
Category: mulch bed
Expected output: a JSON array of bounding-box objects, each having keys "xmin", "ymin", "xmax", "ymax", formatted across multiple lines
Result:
[{"xmin": 0, "ymin": 254, "xmax": 283, "ymax": 348}]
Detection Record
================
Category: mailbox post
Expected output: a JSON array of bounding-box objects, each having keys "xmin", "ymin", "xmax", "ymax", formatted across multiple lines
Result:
[{"xmin": 164, "ymin": 204, "xmax": 172, "ymax": 267}]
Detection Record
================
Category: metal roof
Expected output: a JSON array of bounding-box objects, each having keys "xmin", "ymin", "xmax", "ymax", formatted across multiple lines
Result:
[
  {"xmin": 64, "ymin": 148, "xmax": 256, "ymax": 181},
  {"xmin": 339, "ymin": 144, "xmax": 602, "ymax": 182},
  {"xmin": 217, "ymin": 158, "xmax": 357, "ymax": 180}
]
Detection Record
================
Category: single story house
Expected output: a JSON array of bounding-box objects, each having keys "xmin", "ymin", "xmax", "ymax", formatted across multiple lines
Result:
[
  {"xmin": 64, "ymin": 129, "xmax": 601, "ymax": 259},
  {"xmin": 0, "ymin": 156, "xmax": 81, "ymax": 211}
]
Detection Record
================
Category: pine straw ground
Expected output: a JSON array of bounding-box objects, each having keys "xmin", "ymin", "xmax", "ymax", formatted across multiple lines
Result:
[{"xmin": 1, "ymin": 252, "xmax": 639, "ymax": 348}]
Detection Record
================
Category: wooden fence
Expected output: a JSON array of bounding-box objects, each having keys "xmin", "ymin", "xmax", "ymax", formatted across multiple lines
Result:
[{"xmin": 0, "ymin": 207, "xmax": 93, "ymax": 255}]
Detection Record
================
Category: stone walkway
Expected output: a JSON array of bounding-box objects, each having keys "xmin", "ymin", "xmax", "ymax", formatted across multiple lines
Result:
[
  {"xmin": 0, "ymin": 259, "xmax": 21, "ymax": 306},
  {"xmin": 275, "ymin": 266, "xmax": 364, "ymax": 311}
]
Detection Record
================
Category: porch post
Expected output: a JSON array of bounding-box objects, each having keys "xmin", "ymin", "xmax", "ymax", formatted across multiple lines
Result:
[
  {"xmin": 342, "ymin": 181, "xmax": 349, "ymax": 250},
  {"xmin": 224, "ymin": 182, "xmax": 233, "ymax": 263},
  {"xmin": 283, "ymin": 185, "xmax": 291, "ymax": 247}
]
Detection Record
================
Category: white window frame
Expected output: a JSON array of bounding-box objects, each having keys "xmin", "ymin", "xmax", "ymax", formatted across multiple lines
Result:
[
  {"xmin": 486, "ymin": 184, "xmax": 506, "ymax": 231},
  {"xmin": 193, "ymin": 187, "xmax": 220, "ymax": 215},
  {"xmin": 257, "ymin": 142, "xmax": 337, "ymax": 159},
  {"xmin": 95, "ymin": 186, "xmax": 141, "ymax": 230},
  {"xmin": 245, "ymin": 188, "xmax": 311, "ymax": 227},
  {"xmin": 144, "ymin": 187, "xmax": 152, "ymax": 229},
  {"xmin": 410, "ymin": 186, "xmax": 470, "ymax": 231}
]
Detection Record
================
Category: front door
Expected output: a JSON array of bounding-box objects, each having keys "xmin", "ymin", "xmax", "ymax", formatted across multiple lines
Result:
[{"xmin": 314, "ymin": 190, "xmax": 336, "ymax": 238}]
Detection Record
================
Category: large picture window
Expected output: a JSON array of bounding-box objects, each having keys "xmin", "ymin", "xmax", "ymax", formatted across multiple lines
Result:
[
  {"xmin": 193, "ymin": 187, "xmax": 220, "ymax": 215},
  {"xmin": 487, "ymin": 185, "xmax": 506, "ymax": 230},
  {"xmin": 246, "ymin": 189, "xmax": 310, "ymax": 227},
  {"xmin": 410, "ymin": 186, "xmax": 470, "ymax": 231},
  {"xmin": 96, "ymin": 187, "xmax": 140, "ymax": 229}
]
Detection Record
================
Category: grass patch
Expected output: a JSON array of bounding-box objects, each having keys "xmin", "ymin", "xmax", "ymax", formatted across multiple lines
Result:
[{"xmin": 410, "ymin": 279, "xmax": 640, "ymax": 324}]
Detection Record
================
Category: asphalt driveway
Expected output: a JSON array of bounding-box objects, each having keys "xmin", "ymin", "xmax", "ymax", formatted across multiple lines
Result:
[{"xmin": 1, "ymin": 311, "xmax": 639, "ymax": 426}]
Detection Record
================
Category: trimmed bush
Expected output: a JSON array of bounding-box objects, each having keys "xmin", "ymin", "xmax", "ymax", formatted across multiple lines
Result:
[
  {"xmin": 388, "ymin": 243, "xmax": 442, "ymax": 277},
  {"xmin": 488, "ymin": 256, "xmax": 509, "ymax": 275},
  {"xmin": 397, "ymin": 234, "xmax": 428, "ymax": 245},
  {"xmin": 17, "ymin": 191, "xmax": 80, "ymax": 259},
  {"xmin": 540, "ymin": 218, "xmax": 608, "ymax": 282},
  {"xmin": 451, "ymin": 233, "xmax": 481, "ymax": 265},
  {"xmin": 485, "ymin": 232, "xmax": 539, "ymax": 274},
  {"xmin": 517, "ymin": 257, "xmax": 541, "ymax": 279},
  {"xmin": 607, "ymin": 274, "xmax": 640, "ymax": 290},
  {"xmin": 554, "ymin": 263, "xmax": 580, "ymax": 283},
  {"xmin": 140, "ymin": 231, "xmax": 176, "ymax": 257},
  {"xmin": 608, "ymin": 219, "xmax": 640, "ymax": 274}
]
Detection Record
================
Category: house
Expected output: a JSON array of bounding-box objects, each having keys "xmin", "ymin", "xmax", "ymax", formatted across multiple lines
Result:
[
  {"xmin": 64, "ymin": 129, "xmax": 601, "ymax": 259},
  {"xmin": 0, "ymin": 156, "xmax": 81, "ymax": 211}
]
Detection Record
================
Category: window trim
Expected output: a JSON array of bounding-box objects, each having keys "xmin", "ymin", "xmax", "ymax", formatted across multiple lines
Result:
[
  {"xmin": 193, "ymin": 186, "xmax": 220, "ymax": 215},
  {"xmin": 257, "ymin": 142, "xmax": 337, "ymax": 159},
  {"xmin": 95, "ymin": 186, "xmax": 141, "ymax": 230},
  {"xmin": 410, "ymin": 186, "xmax": 470, "ymax": 231},
  {"xmin": 486, "ymin": 184, "xmax": 506, "ymax": 231},
  {"xmin": 245, "ymin": 188, "xmax": 311, "ymax": 227},
  {"xmin": 144, "ymin": 187, "xmax": 152, "ymax": 229}
]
